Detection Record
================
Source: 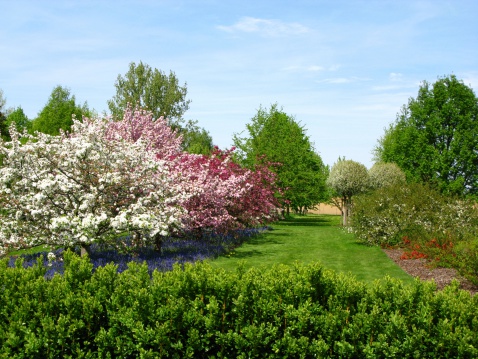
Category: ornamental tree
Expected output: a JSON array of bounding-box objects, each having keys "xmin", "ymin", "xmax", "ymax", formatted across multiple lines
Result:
[
  {"xmin": 368, "ymin": 162, "xmax": 406, "ymax": 189},
  {"xmin": 107, "ymin": 107, "xmax": 280, "ymax": 236},
  {"xmin": 175, "ymin": 148, "xmax": 279, "ymax": 236},
  {"xmin": 326, "ymin": 159, "xmax": 369, "ymax": 226},
  {"xmin": 0, "ymin": 117, "xmax": 186, "ymax": 256}
]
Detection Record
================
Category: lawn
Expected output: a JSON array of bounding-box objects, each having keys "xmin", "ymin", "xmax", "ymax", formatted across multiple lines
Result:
[{"xmin": 210, "ymin": 214, "xmax": 415, "ymax": 285}]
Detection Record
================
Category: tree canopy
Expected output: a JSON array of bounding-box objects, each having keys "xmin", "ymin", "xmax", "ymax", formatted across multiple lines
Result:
[
  {"xmin": 233, "ymin": 104, "xmax": 328, "ymax": 214},
  {"xmin": 326, "ymin": 159, "xmax": 369, "ymax": 226},
  {"xmin": 374, "ymin": 75, "xmax": 478, "ymax": 196},
  {"xmin": 31, "ymin": 85, "xmax": 92, "ymax": 135},
  {"xmin": 368, "ymin": 162, "xmax": 406, "ymax": 190},
  {"xmin": 107, "ymin": 61, "xmax": 190, "ymax": 128}
]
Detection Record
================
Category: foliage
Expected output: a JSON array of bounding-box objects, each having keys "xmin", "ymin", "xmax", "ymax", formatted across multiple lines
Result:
[
  {"xmin": 1, "ymin": 256, "xmax": 477, "ymax": 358},
  {"xmin": 233, "ymin": 103, "xmax": 328, "ymax": 214},
  {"xmin": 374, "ymin": 75, "xmax": 478, "ymax": 196},
  {"xmin": 351, "ymin": 182, "xmax": 478, "ymax": 247},
  {"xmin": 179, "ymin": 119, "xmax": 214, "ymax": 155},
  {"xmin": 326, "ymin": 159, "xmax": 369, "ymax": 225},
  {"xmin": 4, "ymin": 107, "xmax": 31, "ymax": 140},
  {"xmin": 0, "ymin": 115, "xmax": 186, "ymax": 256},
  {"xmin": 368, "ymin": 162, "xmax": 405, "ymax": 189},
  {"xmin": 108, "ymin": 106, "xmax": 279, "ymax": 236},
  {"xmin": 0, "ymin": 89, "xmax": 8, "ymax": 141},
  {"xmin": 107, "ymin": 61, "xmax": 190, "ymax": 128},
  {"xmin": 31, "ymin": 85, "xmax": 93, "ymax": 135}
]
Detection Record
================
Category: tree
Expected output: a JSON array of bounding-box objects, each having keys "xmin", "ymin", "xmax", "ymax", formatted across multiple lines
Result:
[
  {"xmin": 368, "ymin": 162, "xmax": 406, "ymax": 189},
  {"xmin": 326, "ymin": 159, "xmax": 369, "ymax": 226},
  {"xmin": 108, "ymin": 61, "xmax": 190, "ymax": 128},
  {"xmin": 5, "ymin": 107, "xmax": 31, "ymax": 139},
  {"xmin": 233, "ymin": 104, "xmax": 328, "ymax": 215},
  {"xmin": 31, "ymin": 85, "xmax": 92, "ymax": 135},
  {"xmin": 179, "ymin": 120, "xmax": 214, "ymax": 155},
  {"xmin": 108, "ymin": 106, "xmax": 279, "ymax": 236},
  {"xmin": 374, "ymin": 75, "xmax": 478, "ymax": 196},
  {"xmin": 0, "ymin": 115, "xmax": 186, "ymax": 256},
  {"xmin": 0, "ymin": 89, "xmax": 9, "ymax": 141}
]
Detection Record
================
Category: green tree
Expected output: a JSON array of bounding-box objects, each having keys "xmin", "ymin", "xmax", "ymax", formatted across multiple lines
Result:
[
  {"xmin": 179, "ymin": 120, "xmax": 214, "ymax": 155},
  {"xmin": 5, "ymin": 107, "xmax": 31, "ymax": 138},
  {"xmin": 233, "ymin": 104, "xmax": 328, "ymax": 215},
  {"xmin": 32, "ymin": 85, "xmax": 92, "ymax": 135},
  {"xmin": 374, "ymin": 75, "xmax": 478, "ymax": 196},
  {"xmin": 326, "ymin": 159, "xmax": 369, "ymax": 226},
  {"xmin": 368, "ymin": 162, "xmax": 406, "ymax": 190},
  {"xmin": 108, "ymin": 61, "xmax": 190, "ymax": 128},
  {"xmin": 0, "ymin": 89, "xmax": 8, "ymax": 140}
]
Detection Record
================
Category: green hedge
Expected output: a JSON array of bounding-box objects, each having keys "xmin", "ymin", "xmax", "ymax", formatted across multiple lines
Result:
[{"xmin": 1, "ymin": 251, "xmax": 477, "ymax": 358}]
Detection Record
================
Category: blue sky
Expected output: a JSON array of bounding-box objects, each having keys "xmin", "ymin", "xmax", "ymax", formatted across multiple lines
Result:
[{"xmin": 1, "ymin": 0, "xmax": 477, "ymax": 167}]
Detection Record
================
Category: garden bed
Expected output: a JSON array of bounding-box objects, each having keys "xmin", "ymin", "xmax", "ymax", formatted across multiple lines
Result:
[{"xmin": 383, "ymin": 248, "xmax": 478, "ymax": 295}]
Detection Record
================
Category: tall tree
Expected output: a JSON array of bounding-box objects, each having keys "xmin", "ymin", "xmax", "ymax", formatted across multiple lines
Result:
[
  {"xmin": 326, "ymin": 159, "xmax": 369, "ymax": 226},
  {"xmin": 233, "ymin": 103, "xmax": 328, "ymax": 215},
  {"xmin": 374, "ymin": 75, "xmax": 478, "ymax": 196},
  {"xmin": 32, "ymin": 85, "xmax": 92, "ymax": 135},
  {"xmin": 107, "ymin": 61, "xmax": 190, "ymax": 128}
]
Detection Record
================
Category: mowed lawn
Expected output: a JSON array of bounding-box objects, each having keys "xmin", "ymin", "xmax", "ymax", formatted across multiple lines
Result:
[{"xmin": 210, "ymin": 214, "xmax": 415, "ymax": 285}]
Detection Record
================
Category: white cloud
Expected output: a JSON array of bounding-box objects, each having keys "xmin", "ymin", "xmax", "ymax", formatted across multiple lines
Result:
[
  {"xmin": 318, "ymin": 76, "xmax": 369, "ymax": 84},
  {"xmin": 389, "ymin": 72, "xmax": 403, "ymax": 81},
  {"xmin": 217, "ymin": 17, "xmax": 309, "ymax": 36}
]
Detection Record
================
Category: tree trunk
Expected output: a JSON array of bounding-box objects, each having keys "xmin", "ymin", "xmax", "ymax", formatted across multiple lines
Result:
[
  {"xmin": 80, "ymin": 244, "xmax": 91, "ymax": 257},
  {"xmin": 154, "ymin": 233, "xmax": 162, "ymax": 253}
]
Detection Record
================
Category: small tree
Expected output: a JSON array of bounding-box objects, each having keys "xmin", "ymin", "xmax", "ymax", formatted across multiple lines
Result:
[
  {"xmin": 0, "ymin": 115, "xmax": 185, "ymax": 256},
  {"xmin": 368, "ymin": 162, "xmax": 406, "ymax": 189},
  {"xmin": 326, "ymin": 159, "xmax": 369, "ymax": 226}
]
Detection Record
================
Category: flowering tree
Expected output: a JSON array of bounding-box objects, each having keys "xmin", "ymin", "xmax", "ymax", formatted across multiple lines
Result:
[
  {"xmin": 368, "ymin": 162, "xmax": 406, "ymax": 190},
  {"xmin": 0, "ymin": 117, "xmax": 186, "ymax": 256},
  {"xmin": 107, "ymin": 107, "xmax": 280, "ymax": 236},
  {"xmin": 176, "ymin": 148, "xmax": 279, "ymax": 236},
  {"xmin": 326, "ymin": 159, "xmax": 369, "ymax": 226}
]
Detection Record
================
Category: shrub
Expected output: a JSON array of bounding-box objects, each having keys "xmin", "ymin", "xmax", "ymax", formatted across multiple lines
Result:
[
  {"xmin": 351, "ymin": 182, "xmax": 478, "ymax": 247},
  {"xmin": 1, "ymin": 254, "xmax": 477, "ymax": 357}
]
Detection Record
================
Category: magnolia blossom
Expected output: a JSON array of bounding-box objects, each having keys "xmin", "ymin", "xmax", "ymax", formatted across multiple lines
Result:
[{"xmin": 0, "ymin": 116, "xmax": 186, "ymax": 253}]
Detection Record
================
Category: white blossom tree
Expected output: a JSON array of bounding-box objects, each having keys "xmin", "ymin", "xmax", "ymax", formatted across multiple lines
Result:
[
  {"xmin": 0, "ymin": 117, "xmax": 186, "ymax": 256},
  {"xmin": 326, "ymin": 159, "xmax": 369, "ymax": 226}
]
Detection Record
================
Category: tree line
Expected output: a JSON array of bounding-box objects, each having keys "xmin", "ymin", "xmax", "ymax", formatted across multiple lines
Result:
[{"xmin": 2, "ymin": 69, "xmax": 478, "ymax": 223}]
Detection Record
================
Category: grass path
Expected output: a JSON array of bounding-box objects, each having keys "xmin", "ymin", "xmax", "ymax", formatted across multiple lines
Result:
[{"xmin": 210, "ymin": 214, "xmax": 414, "ymax": 285}]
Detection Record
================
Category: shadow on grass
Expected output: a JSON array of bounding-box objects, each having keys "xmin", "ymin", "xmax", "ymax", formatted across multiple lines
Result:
[{"xmin": 276, "ymin": 215, "xmax": 339, "ymax": 227}]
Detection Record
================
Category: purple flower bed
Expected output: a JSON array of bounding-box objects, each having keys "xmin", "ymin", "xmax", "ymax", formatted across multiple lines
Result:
[{"xmin": 7, "ymin": 227, "xmax": 269, "ymax": 278}]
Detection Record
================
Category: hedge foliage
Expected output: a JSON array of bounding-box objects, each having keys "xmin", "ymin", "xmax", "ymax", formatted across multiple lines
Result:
[{"xmin": 1, "ymin": 251, "xmax": 477, "ymax": 358}]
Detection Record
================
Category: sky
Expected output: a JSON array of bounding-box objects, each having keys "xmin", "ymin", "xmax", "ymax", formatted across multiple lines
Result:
[{"xmin": 1, "ymin": 0, "xmax": 477, "ymax": 168}]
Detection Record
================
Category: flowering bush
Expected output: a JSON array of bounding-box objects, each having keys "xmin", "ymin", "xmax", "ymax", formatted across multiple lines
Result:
[
  {"xmin": 0, "ymin": 106, "xmax": 280, "ymax": 256},
  {"xmin": 108, "ymin": 107, "xmax": 280, "ymax": 236},
  {"xmin": 351, "ymin": 182, "xmax": 478, "ymax": 247},
  {"xmin": 0, "ymin": 117, "xmax": 186, "ymax": 255}
]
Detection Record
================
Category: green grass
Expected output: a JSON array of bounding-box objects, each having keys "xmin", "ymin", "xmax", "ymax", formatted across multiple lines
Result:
[{"xmin": 210, "ymin": 214, "xmax": 415, "ymax": 285}]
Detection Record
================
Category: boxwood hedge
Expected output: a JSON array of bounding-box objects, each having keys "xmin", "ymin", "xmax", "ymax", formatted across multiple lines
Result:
[{"xmin": 1, "ymin": 251, "xmax": 477, "ymax": 358}]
